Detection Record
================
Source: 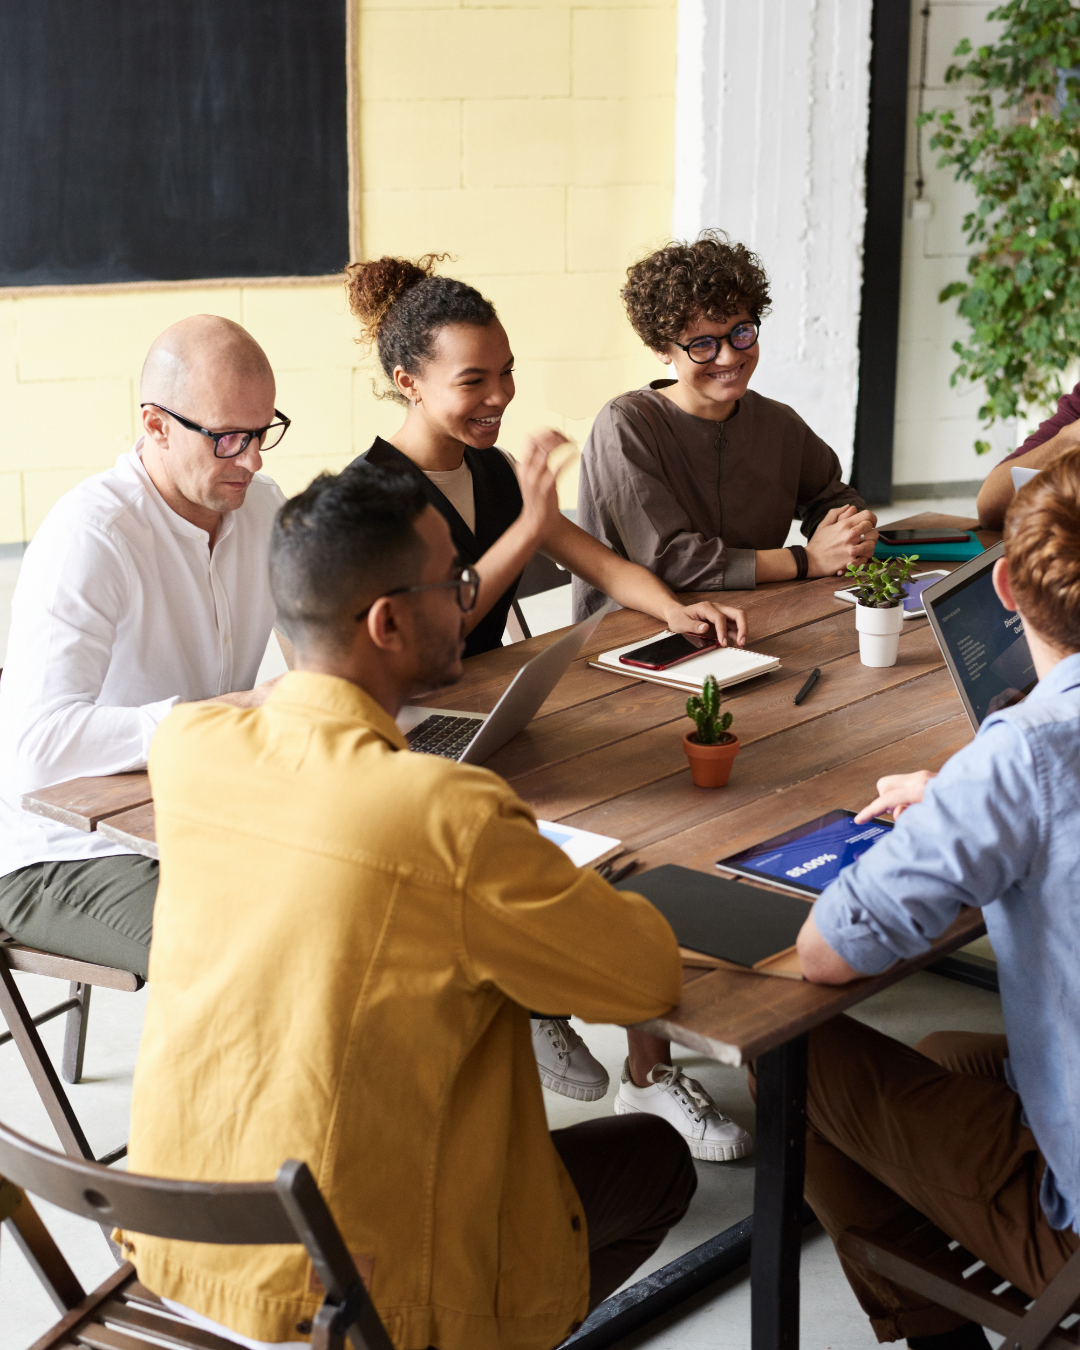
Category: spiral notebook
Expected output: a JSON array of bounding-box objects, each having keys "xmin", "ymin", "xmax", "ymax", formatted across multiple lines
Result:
[{"xmin": 591, "ymin": 634, "xmax": 780, "ymax": 693}]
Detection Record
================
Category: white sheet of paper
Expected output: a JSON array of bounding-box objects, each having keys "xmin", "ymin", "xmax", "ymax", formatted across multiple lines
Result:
[
  {"xmin": 537, "ymin": 820, "xmax": 621, "ymax": 868},
  {"xmin": 1011, "ymin": 466, "xmax": 1039, "ymax": 490}
]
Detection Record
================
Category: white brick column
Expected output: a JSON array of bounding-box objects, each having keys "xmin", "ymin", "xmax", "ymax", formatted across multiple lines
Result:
[{"xmin": 673, "ymin": 0, "xmax": 873, "ymax": 477}]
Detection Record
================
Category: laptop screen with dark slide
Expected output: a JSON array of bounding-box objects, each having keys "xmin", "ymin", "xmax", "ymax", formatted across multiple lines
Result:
[{"xmin": 923, "ymin": 543, "xmax": 1037, "ymax": 729}]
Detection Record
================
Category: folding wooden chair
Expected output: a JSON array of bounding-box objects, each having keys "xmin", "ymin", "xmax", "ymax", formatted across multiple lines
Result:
[
  {"xmin": 0, "ymin": 1115, "xmax": 393, "ymax": 1350},
  {"xmin": 839, "ymin": 1211, "xmax": 1080, "ymax": 1350},
  {"xmin": 0, "ymin": 929, "xmax": 140, "ymax": 1165}
]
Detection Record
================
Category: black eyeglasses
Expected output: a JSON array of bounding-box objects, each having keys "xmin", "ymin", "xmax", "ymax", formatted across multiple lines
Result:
[
  {"xmin": 673, "ymin": 322, "xmax": 759, "ymax": 364},
  {"xmin": 356, "ymin": 566, "xmax": 481, "ymax": 621},
  {"xmin": 140, "ymin": 403, "xmax": 291, "ymax": 458}
]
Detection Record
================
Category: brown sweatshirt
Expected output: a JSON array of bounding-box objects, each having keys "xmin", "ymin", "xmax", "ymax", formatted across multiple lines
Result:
[{"xmin": 573, "ymin": 382, "xmax": 863, "ymax": 618}]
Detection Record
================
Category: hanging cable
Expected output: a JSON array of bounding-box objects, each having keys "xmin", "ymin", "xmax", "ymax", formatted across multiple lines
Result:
[{"xmin": 914, "ymin": 2, "xmax": 931, "ymax": 199}]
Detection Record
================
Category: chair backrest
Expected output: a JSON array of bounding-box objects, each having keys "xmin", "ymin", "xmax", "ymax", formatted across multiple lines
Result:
[
  {"xmin": 514, "ymin": 551, "xmax": 571, "ymax": 601},
  {"xmin": 0, "ymin": 1117, "xmax": 393, "ymax": 1347}
]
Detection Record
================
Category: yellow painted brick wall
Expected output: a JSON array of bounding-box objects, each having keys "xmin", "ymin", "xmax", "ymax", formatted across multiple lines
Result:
[{"xmin": 0, "ymin": 0, "xmax": 675, "ymax": 543}]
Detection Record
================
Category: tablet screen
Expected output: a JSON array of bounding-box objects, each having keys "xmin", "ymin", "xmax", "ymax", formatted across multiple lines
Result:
[{"xmin": 716, "ymin": 809, "xmax": 893, "ymax": 896}]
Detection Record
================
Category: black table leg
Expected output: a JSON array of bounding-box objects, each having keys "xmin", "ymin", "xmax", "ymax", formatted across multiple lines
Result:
[{"xmin": 751, "ymin": 1033, "xmax": 809, "ymax": 1350}]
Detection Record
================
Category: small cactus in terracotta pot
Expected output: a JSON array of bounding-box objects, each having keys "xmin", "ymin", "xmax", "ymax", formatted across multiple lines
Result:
[{"xmin": 683, "ymin": 675, "xmax": 740, "ymax": 788}]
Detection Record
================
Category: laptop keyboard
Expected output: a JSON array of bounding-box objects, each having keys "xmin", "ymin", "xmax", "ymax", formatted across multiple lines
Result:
[{"xmin": 405, "ymin": 713, "xmax": 483, "ymax": 760}]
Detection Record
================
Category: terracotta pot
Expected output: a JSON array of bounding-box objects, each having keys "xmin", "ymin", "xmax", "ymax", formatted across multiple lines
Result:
[
  {"xmin": 683, "ymin": 732, "xmax": 740, "ymax": 788},
  {"xmin": 855, "ymin": 601, "xmax": 904, "ymax": 668}
]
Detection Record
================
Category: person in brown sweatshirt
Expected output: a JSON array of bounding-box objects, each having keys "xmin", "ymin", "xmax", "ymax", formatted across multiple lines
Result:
[
  {"xmin": 577, "ymin": 232, "xmax": 879, "ymax": 1152},
  {"xmin": 574, "ymin": 231, "xmax": 878, "ymax": 620}
]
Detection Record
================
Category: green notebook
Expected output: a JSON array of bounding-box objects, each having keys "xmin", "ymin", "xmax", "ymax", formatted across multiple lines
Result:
[{"xmin": 874, "ymin": 533, "xmax": 984, "ymax": 563}]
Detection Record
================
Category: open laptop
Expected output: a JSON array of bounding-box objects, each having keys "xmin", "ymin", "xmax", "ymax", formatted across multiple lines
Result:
[
  {"xmin": 922, "ymin": 542, "xmax": 1037, "ymax": 729},
  {"xmin": 396, "ymin": 601, "xmax": 613, "ymax": 763}
]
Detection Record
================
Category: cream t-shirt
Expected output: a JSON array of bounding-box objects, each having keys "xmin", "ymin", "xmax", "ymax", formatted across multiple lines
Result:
[{"xmin": 422, "ymin": 450, "xmax": 519, "ymax": 536}]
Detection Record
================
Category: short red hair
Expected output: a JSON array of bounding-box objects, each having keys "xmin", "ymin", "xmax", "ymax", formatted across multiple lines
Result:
[{"xmin": 1004, "ymin": 445, "xmax": 1080, "ymax": 652}]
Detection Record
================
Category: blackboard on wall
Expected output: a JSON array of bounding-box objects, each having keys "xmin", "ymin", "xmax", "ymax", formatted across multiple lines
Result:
[{"xmin": 0, "ymin": 0, "xmax": 350, "ymax": 287}]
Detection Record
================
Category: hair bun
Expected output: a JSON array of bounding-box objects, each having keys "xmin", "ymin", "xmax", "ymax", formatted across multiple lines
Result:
[{"xmin": 345, "ymin": 253, "xmax": 450, "ymax": 348}]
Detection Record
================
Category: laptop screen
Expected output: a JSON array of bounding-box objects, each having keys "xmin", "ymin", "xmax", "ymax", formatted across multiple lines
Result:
[{"xmin": 925, "ymin": 545, "xmax": 1037, "ymax": 726}]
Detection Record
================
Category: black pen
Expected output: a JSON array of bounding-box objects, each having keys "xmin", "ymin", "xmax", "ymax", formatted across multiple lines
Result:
[
  {"xmin": 607, "ymin": 859, "xmax": 639, "ymax": 885},
  {"xmin": 793, "ymin": 667, "xmax": 821, "ymax": 706}
]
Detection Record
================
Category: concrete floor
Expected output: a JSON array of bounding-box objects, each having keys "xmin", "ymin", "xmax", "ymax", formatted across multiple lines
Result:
[{"xmin": 2, "ymin": 496, "xmax": 1007, "ymax": 1349}]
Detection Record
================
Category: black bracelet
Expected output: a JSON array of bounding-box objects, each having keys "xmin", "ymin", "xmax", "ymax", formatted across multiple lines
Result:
[{"xmin": 788, "ymin": 544, "xmax": 809, "ymax": 580}]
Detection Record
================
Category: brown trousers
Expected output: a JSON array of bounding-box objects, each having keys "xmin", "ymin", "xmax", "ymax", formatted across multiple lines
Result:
[
  {"xmin": 552, "ymin": 1113, "xmax": 697, "ymax": 1311},
  {"xmin": 788, "ymin": 1016, "xmax": 1080, "ymax": 1342}
]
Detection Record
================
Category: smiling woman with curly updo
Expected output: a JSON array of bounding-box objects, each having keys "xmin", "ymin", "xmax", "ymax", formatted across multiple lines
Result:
[
  {"xmin": 573, "ymin": 231, "xmax": 878, "ymax": 620},
  {"xmin": 344, "ymin": 252, "xmax": 748, "ymax": 659}
]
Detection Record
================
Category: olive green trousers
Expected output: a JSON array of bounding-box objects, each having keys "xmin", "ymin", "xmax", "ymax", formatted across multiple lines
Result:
[{"xmin": 0, "ymin": 854, "xmax": 158, "ymax": 979}]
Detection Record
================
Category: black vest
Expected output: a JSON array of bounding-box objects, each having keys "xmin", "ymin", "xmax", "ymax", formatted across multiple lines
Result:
[{"xmin": 355, "ymin": 438, "xmax": 524, "ymax": 658}]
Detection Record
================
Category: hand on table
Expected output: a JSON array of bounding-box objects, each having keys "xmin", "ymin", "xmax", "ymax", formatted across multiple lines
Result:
[
  {"xmin": 854, "ymin": 769, "xmax": 937, "ymax": 823},
  {"xmin": 665, "ymin": 600, "xmax": 748, "ymax": 648},
  {"xmin": 807, "ymin": 504, "xmax": 879, "ymax": 577}
]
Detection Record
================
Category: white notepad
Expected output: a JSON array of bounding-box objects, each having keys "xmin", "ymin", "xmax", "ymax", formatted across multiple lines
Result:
[
  {"xmin": 591, "ymin": 634, "xmax": 780, "ymax": 693},
  {"xmin": 537, "ymin": 820, "xmax": 621, "ymax": 867}
]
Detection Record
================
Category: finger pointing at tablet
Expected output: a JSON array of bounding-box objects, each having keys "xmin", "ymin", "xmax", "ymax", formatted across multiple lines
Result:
[{"xmin": 854, "ymin": 770, "xmax": 938, "ymax": 823}]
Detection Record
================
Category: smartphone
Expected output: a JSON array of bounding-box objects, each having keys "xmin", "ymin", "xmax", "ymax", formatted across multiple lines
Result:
[
  {"xmin": 878, "ymin": 528, "xmax": 971, "ymax": 545},
  {"xmin": 619, "ymin": 630, "xmax": 721, "ymax": 670}
]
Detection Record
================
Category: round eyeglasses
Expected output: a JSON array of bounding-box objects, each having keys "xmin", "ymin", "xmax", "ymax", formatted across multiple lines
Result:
[
  {"xmin": 355, "ymin": 566, "xmax": 481, "ymax": 621},
  {"xmin": 140, "ymin": 403, "xmax": 291, "ymax": 458},
  {"xmin": 673, "ymin": 322, "xmax": 759, "ymax": 364}
]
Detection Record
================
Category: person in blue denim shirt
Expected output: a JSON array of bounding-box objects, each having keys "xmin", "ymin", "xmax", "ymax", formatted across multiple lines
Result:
[{"xmin": 792, "ymin": 449, "xmax": 1080, "ymax": 1350}]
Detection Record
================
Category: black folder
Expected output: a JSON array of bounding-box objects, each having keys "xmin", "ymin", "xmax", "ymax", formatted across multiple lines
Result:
[{"xmin": 616, "ymin": 864, "xmax": 811, "ymax": 968}]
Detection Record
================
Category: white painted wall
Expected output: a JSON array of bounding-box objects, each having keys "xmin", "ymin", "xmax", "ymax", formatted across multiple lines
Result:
[
  {"xmin": 673, "ymin": 0, "xmax": 872, "ymax": 478},
  {"xmin": 893, "ymin": 0, "xmax": 1017, "ymax": 492}
]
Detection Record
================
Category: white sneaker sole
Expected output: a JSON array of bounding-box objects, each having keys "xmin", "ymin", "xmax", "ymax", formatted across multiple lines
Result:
[
  {"xmin": 613, "ymin": 1093, "xmax": 752, "ymax": 1162},
  {"xmin": 537, "ymin": 1066, "xmax": 609, "ymax": 1102}
]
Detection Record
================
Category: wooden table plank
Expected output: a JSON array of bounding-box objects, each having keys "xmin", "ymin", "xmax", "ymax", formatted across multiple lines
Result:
[
  {"xmin": 518, "ymin": 652, "xmax": 957, "ymax": 833},
  {"xmin": 21, "ymin": 772, "xmax": 152, "ymax": 832},
  {"xmin": 96, "ymin": 803, "xmax": 157, "ymax": 860},
  {"xmin": 637, "ymin": 908, "xmax": 986, "ymax": 1067},
  {"xmin": 636, "ymin": 713, "xmax": 973, "ymax": 875},
  {"xmin": 486, "ymin": 608, "xmax": 882, "ymax": 781}
]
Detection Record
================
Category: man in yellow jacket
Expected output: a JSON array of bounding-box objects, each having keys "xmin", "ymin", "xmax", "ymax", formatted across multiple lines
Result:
[{"xmin": 119, "ymin": 458, "xmax": 694, "ymax": 1350}]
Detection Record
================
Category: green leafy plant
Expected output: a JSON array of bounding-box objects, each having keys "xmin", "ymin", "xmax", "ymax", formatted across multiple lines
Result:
[
  {"xmin": 844, "ymin": 555, "xmax": 920, "ymax": 609},
  {"xmin": 926, "ymin": 0, "xmax": 1080, "ymax": 449},
  {"xmin": 685, "ymin": 674, "xmax": 734, "ymax": 746}
]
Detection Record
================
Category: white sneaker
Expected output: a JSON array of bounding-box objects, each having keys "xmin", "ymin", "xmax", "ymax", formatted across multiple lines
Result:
[
  {"xmin": 614, "ymin": 1060, "xmax": 752, "ymax": 1162},
  {"xmin": 532, "ymin": 1018, "xmax": 610, "ymax": 1102}
]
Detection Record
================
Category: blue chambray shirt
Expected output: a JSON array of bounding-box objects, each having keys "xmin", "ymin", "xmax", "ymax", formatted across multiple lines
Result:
[{"xmin": 813, "ymin": 651, "xmax": 1080, "ymax": 1234}]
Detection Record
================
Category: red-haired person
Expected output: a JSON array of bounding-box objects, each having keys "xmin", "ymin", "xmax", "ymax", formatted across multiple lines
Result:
[
  {"xmin": 342, "ymin": 254, "xmax": 748, "ymax": 1122},
  {"xmin": 794, "ymin": 450, "xmax": 1080, "ymax": 1350},
  {"xmin": 573, "ymin": 231, "xmax": 878, "ymax": 620}
]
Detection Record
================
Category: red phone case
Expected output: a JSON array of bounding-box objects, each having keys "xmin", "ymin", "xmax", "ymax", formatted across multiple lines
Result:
[{"xmin": 620, "ymin": 640, "xmax": 722, "ymax": 671}]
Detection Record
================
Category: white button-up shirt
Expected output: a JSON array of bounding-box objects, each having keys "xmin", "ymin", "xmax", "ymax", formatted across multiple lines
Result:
[{"xmin": 0, "ymin": 444, "xmax": 285, "ymax": 875}]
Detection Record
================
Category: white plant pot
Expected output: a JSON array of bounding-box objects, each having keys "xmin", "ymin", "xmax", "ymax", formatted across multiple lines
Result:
[{"xmin": 855, "ymin": 601, "xmax": 904, "ymax": 668}]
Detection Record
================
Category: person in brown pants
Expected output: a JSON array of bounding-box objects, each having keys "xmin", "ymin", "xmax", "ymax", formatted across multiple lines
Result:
[
  {"xmin": 787, "ymin": 451, "xmax": 1080, "ymax": 1350},
  {"xmin": 763, "ymin": 1019, "xmax": 1079, "ymax": 1348}
]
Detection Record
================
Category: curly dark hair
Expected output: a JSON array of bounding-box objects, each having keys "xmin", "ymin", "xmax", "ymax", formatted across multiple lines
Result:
[
  {"xmin": 621, "ymin": 230, "xmax": 772, "ymax": 351},
  {"xmin": 344, "ymin": 254, "xmax": 497, "ymax": 403}
]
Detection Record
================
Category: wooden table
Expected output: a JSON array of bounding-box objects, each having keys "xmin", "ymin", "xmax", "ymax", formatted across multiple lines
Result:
[{"xmin": 22, "ymin": 512, "xmax": 996, "ymax": 1350}]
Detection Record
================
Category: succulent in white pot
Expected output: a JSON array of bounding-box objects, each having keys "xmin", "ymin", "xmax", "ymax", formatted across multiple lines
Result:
[{"xmin": 844, "ymin": 555, "xmax": 919, "ymax": 668}]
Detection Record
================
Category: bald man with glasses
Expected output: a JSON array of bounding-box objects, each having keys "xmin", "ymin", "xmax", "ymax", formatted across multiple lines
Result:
[{"xmin": 0, "ymin": 315, "xmax": 292, "ymax": 977}]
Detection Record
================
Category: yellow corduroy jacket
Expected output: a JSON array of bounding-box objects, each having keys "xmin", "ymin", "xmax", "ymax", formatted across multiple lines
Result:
[{"xmin": 119, "ymin": 672, "xmax": 682, "ymax": 1350}]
